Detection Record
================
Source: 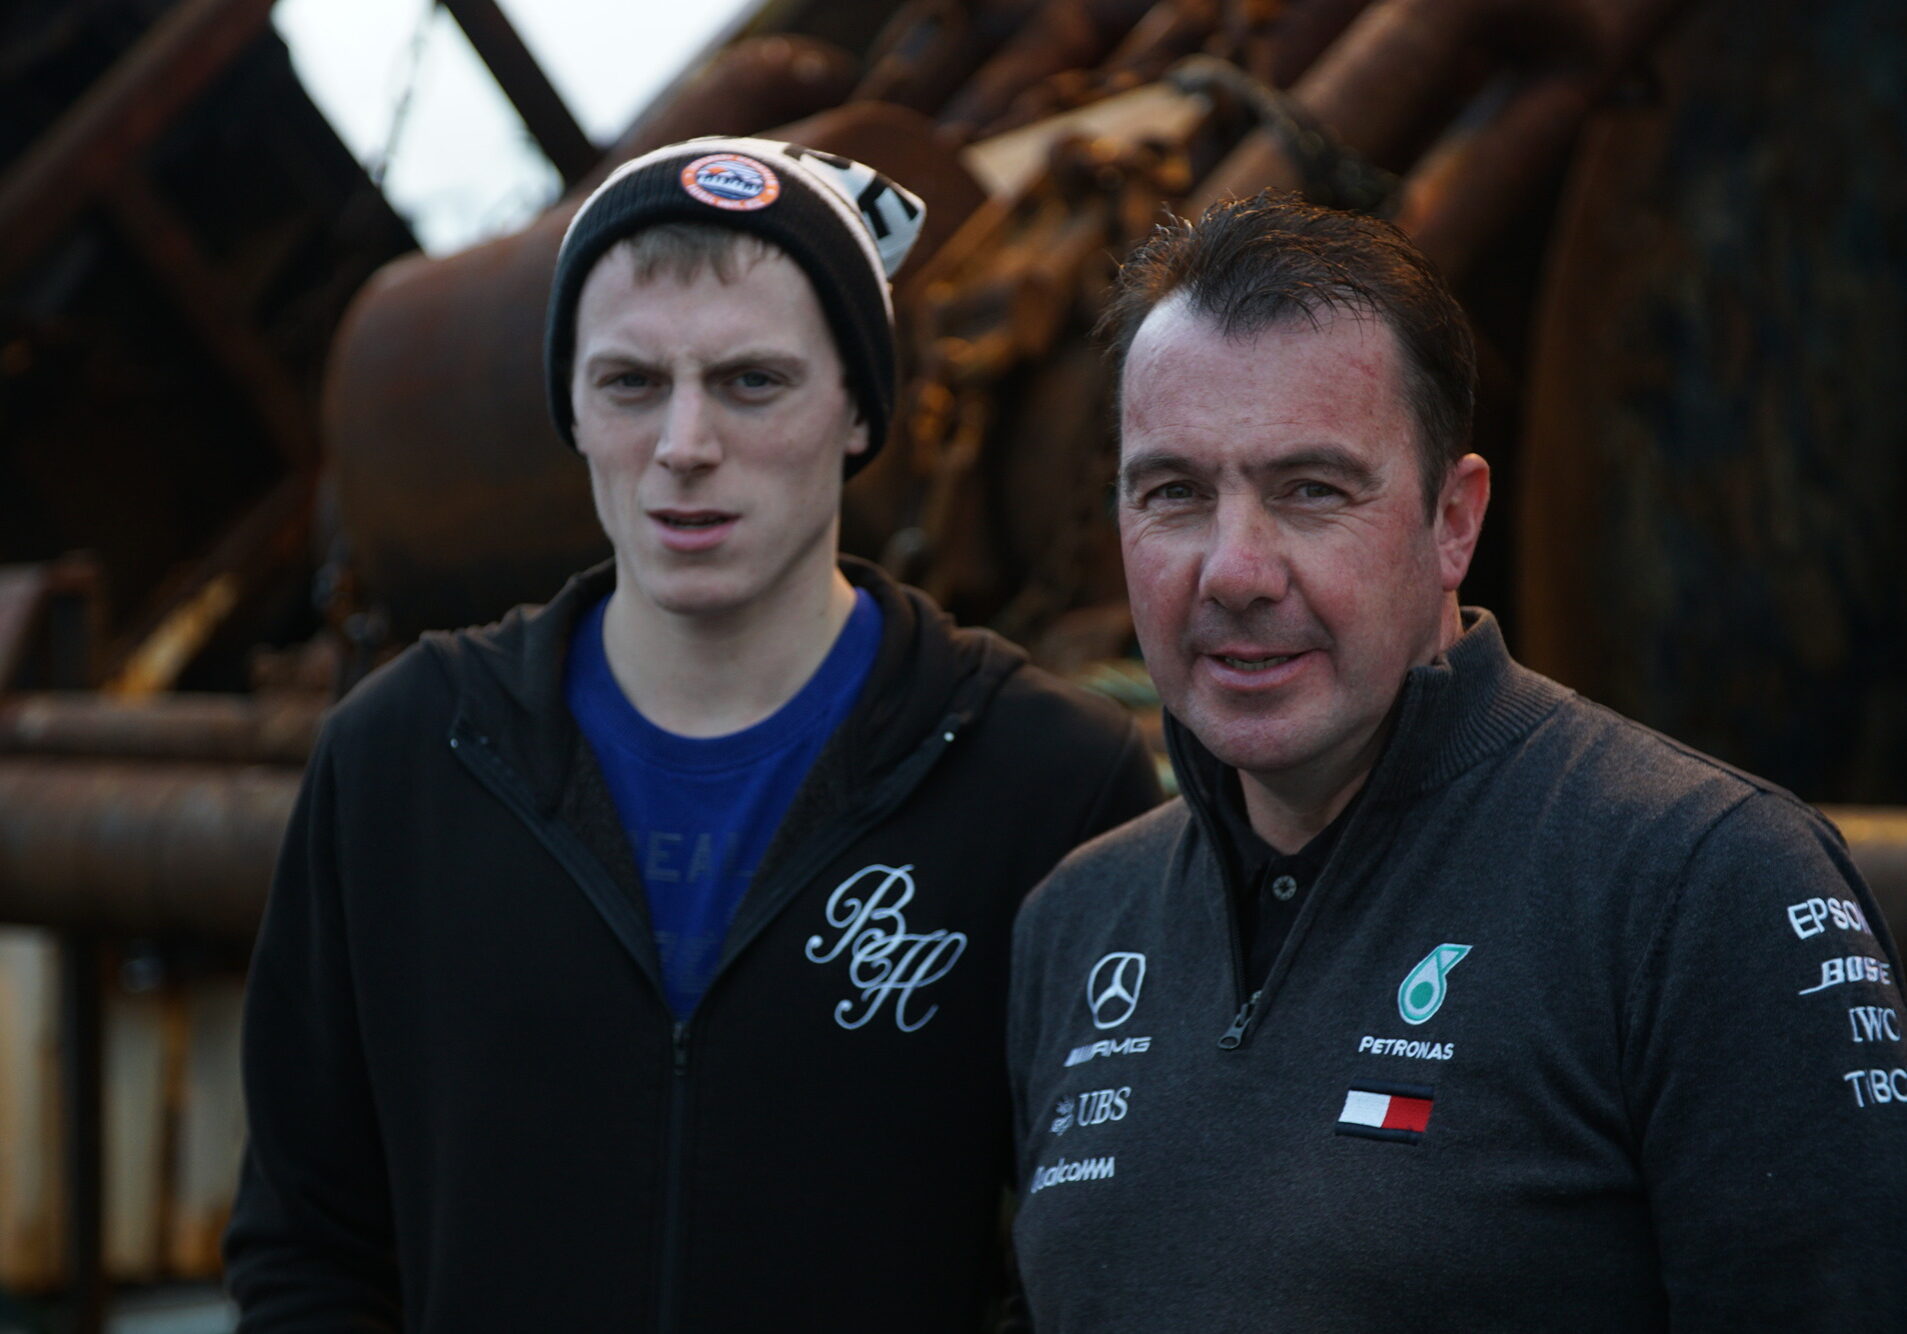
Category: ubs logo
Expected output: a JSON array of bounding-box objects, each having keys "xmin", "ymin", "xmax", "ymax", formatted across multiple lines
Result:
[
  {"xmin": 1077, "ymin": 1085, "xmax": 1131, "ymax": 1127},
  {"xmin": 1087, "ymin": 952, "xmax": 1147, "ymax": 1030}
]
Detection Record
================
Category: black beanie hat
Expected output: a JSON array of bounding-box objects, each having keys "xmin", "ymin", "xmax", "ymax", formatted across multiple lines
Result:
[{"xmin": 545, "ymin": 136, "xmax": 927, "ymax": 476}]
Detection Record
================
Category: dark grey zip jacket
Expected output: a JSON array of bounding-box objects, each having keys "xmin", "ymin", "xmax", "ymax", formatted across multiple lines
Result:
[
  {"xmin": 224, "ymin": 558, "xmax": 1160, "ymax": 1333},
  {"xmin": 1009, "ymin": 610, "xmax": 1907, "ymax": 1331}
]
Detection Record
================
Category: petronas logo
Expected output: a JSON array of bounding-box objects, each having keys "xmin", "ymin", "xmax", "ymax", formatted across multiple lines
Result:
[{"xmin": 1398, "ymin": 944, "xmax": 1471, "ymax": 1025}]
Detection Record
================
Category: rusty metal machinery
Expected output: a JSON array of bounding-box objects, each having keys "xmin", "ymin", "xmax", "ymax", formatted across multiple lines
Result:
[
  {"xmin": 1517, "ymin": 0, "xmax": 1907, "ymax": 804},
  {"xmin": 0, "ymin": 758, "xmax": 298, "ymax": 940},
  {"xmin": 1, "ymin": 0, "xmax": 416, "ymax": 702},
  {"xmin": 0, "ymin": 691, "xmax": 325, "ymax": 766}
]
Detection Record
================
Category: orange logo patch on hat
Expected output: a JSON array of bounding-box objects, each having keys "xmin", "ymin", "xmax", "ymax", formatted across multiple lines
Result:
[{"xmin": 679, "ymin": 154, "xmax": 780, "ymax": 211}]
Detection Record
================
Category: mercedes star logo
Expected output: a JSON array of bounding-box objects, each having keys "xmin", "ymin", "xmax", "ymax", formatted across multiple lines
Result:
[{"xmin": 1087, "ymin": 952, "xmax": 1146, "ymax": 1030}]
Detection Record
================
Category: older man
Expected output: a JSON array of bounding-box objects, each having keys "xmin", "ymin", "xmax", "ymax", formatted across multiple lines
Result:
[
  {"xmin": 225, "ymin": 138, "xmax": 1159, "ymax": 1332},
  {"xmin": 1008, "ymin": 194, "xmax": 1907, "ymax": 1329}
]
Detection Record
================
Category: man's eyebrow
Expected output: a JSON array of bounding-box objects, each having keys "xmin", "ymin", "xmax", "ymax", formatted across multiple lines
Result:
[
  {"xmin": 1118, "ymin": 451, "xmax": 1204, "ymax": 496},
  {"xmin": 1118, "ymin": 445, "xmax": 1380, "ymax": 496},
  {"xmin": 1249, "ymin": 446, "xmax": 1379, "ymax": 489},
  {"xmin": 704, "ymin": 349, "xmax": 808, "ymax": 376},
  {"xmin": 576, "ymin": 347, "xmax": 808, "ymax": 375},
  {"xmin": 578, "ymin": 346, "xmax": 654, "ymax": 369}
]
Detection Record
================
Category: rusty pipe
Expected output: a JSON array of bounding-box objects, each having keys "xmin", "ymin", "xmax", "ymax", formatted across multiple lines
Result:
[
  {"xmin": 1389, "ymin": 72, "xmax": 1595, "ymax": 279},
  {"xmin": 0, "ymin": 759, "xmax": 299, "ymax": 938},
  {"xmin": 1389, "ymin": 0, "xmax": 1684, "ymax": 279},
  {"xmin": 1300, "ymin": 0, "xmax": 1612, "ymax": 164},
  {"xmin": 0, "ymin": 692, "xmax": 325, "ymax": 765},
  {"xmin": 1103, "ymin": 0, "xmax": 1222, "ymax": 78},
  {"xmin": 1246, "ymin": 0, "xmax": 1375, "ymax": 91},
  {"xmin": 939, "ymin": 0, "xmax": 1160, "ymax": 139},
  {"xmin": 1195, "ymin": 0, "xmax": 1628, "ymax": 205},
  {"xmin": 978, "ymin": 0, "xmax": 1225, "ymax": 135},
  {"xmin": 855, "ymin": 0, "xmax": 1047, "ymax": 115}
]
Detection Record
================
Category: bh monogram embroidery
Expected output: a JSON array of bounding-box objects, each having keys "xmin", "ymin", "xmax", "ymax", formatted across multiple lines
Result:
[{"xmin": 804, "ymin": 864, "xmax": 967, "ymax": 1031}]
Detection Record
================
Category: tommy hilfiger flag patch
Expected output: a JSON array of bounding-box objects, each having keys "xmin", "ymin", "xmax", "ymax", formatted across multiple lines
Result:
[{"xmin": 1335, "ymin": 1082, "xmax": 1435, "ymax": 1144}]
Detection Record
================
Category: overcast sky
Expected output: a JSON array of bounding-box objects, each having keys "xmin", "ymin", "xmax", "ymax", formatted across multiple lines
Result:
[{"xmin": 274, "ymin": 0, "xmax": 755, "ymax": 254}]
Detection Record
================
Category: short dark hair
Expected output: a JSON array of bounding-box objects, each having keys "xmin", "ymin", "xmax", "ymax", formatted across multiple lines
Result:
[{"xmin": 1098, "ymin": 192, "xmax": 1476, "ymax": 509}]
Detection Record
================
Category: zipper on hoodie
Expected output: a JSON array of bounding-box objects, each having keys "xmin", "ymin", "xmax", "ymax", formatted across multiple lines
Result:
[
  {"xmin": 454, "ymin": 711, "xmax": 968, "ymax": 1331},
  {"xmin": 646, "ymin": 727, "xmax": 958, "ymax": 1329},
  {"xmin": 450, "ymin": 728, "xmax": 691, "ymax": 1327},
  {"xmin": 649, "ymin": 716, "xmax": 963, "ymax": 1329},
  {"xmin": 658, "ymin": 1020, "xmax": 690, "ymax": 1331}
]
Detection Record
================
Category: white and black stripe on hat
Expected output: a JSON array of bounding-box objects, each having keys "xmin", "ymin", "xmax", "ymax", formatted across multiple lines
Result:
[{"xmin": 545, "ymin": 136, "xmax": 927, "ymax": 475}]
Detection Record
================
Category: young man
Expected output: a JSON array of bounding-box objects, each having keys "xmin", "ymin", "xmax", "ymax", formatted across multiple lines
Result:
[
  {"xmin": 225, "ymin": 138, "xmax": 1159, "ymax": 1332},
  {"xmin": 1007, "ymin": 193, "xmax": 1907, "ymax": 1329}
]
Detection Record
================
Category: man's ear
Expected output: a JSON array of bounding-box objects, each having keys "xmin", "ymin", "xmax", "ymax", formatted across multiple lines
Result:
[{"xmin": 1435, "ymin": 453, "xmax": 1491, "ymax": 591}]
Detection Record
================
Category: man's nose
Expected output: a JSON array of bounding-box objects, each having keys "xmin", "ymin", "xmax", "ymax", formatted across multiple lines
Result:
[
  {"xmin": 1197, "ymin": 492, "xmax": 1289, "ymax": 610},
  {"xmin": 654, "ymin": 385, "xmax": 722, "ymax": 473}
]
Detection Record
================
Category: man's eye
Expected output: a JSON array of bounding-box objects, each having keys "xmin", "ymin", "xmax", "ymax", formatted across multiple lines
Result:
[
  {"xmin": 1292, "ymin": 480, "xmax": 1341, "ymax": 501},
  {"xmin": 606, "ymin": 371, "xmax": 653, "ymax": 392},
  {"xmin": 730, "ymin": 370, "xmax": 780, "ymax": 393},
  {"xmin": 1149, "ymin": 481, "xmax": 1195, "ymax": 503}
]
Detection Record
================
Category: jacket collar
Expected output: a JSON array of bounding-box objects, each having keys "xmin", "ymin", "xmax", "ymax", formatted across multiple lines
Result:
[
  {"xmin": 1166, "ymin": 607, "xmax": 1571, "ymax": 833},
  {"xmin": 426, "ymin": 556, "xmax": 1024, "ymax": 815}
]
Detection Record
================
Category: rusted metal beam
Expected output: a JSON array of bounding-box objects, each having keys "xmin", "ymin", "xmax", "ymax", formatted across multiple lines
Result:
[
  {"xmin": 1388, "ymin": 72, "xmax": 1594, "ymax": 276},
  {"xmin": 105, "ymin": 171, "xmax": 318, "ymax": 470},
  {"xmin": 103, "ymin": 471, "xmax": 315, "ymax": 698},
  {"xmin": 0, "ymin": 558, "xmax": 105, "ymax": 691},
  {"xmin": 1391, "ymin": 0, "xmax": 1687, "ymax": 278},
  {"xmin": 939, "ymin": 0, "xmax": 1159, "ymax": 139},
  {"xmin": 0, "ymin": 0, "xmax": 278, "ymax": 290},
  {"xmin": 1252, "ymin": 0, "xmax": 1375, "ymax": 90},
  {"xmin": 1191, "ymin": 0, "xmax": 1688, "ymax": 282},
  {"xmin": 0, "ymin": 566, "xmax": 53, "ymax": 690},
  {"xmin": 0, "ymin": 692, "xmax": 325, "ymax": 765},
  {"xmin": 0, "ymin": 759, "xmax": 299, "ymax": 939},
  {"xmin": 441, "ymin": 0, "xmax": 599, "ymax": 187},
  {"xmin": 856, "ymin": 0, "xmax": 1046, "ymax": 115}
]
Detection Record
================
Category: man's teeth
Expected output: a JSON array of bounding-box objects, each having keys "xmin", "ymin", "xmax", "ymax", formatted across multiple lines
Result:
[{"xmin": 1220, "ymin": 654, "xmax": 1293, "ymax": 670}]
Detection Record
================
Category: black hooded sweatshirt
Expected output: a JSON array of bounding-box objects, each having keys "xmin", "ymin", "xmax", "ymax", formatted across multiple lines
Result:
[{"xmin": 224, "ymin": 558, "xmax": 1160, "ymax": 1332}]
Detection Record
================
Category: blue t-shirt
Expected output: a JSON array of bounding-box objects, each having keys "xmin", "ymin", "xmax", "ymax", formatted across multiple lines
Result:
[{"xmin": 564, "ymin": 590, "xmax": 882, "ymax": 1017}]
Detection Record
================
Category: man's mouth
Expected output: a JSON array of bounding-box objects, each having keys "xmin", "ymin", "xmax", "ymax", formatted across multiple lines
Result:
[
  {"xmin": 651, "ymin": 510, "xmax": 734, "ymax": 529},
  {"xmin": 1216, "ymin": 652, "xmax": 1297, "ymax": 671}
]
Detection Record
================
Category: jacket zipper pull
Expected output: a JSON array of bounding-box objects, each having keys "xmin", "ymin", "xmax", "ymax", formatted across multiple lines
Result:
[
  {"xmin": 1218, "ymin": 989, "xmax": 1262, "ymax": 1051},
  {"xmin": 672, "ymin": 1021, "xmax": 689, "ymax": 1075}
]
